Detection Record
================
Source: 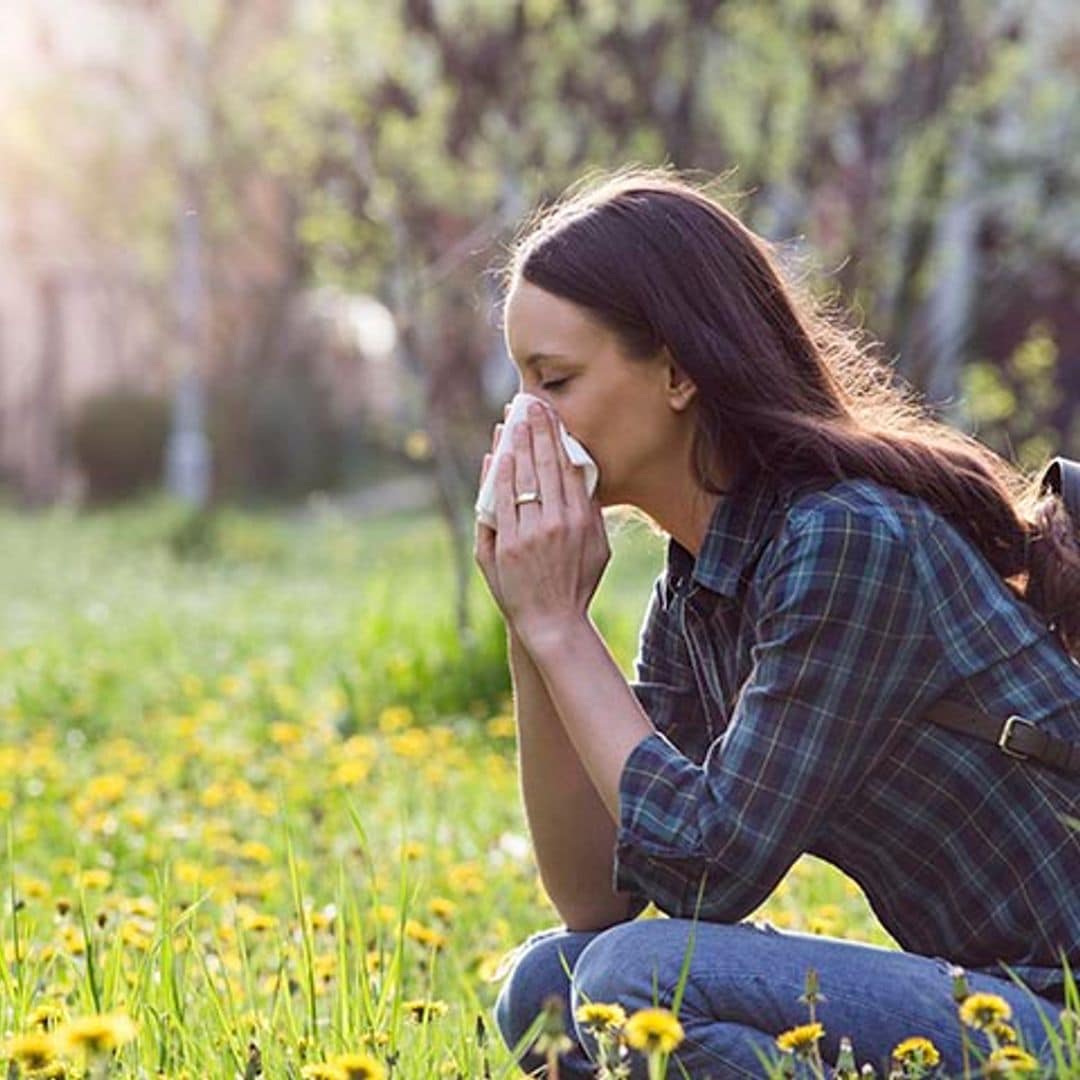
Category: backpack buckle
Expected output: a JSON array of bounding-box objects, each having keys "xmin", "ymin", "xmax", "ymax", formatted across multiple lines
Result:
[{"xmin": 997, "ymin": 714, "xmax": 1034, "ymax": 759}]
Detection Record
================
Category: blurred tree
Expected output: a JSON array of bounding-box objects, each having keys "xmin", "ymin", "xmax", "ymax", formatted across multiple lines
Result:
[
  {"xmin": 250, "ymin": 0, "xmax": 1079, "ymax": 634},
  {"xmin": 961, "ymin": 320, "xmax": 1066, "ymax": 472},
  {"xmin": 4, "ymin": 0, "xmax": 1075, "ymax": 621}
]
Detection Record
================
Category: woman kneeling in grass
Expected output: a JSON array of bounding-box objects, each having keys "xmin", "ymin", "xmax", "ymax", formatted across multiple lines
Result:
[{"xmin": 474, "ymin": 167, "xmax": 1079, "ymax": 1079}]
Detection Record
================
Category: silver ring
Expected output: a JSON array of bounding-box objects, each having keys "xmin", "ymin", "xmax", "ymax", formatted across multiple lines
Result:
[{"xmin": 514, "ymin": 491, "xmax": 542, "ymax": 507}]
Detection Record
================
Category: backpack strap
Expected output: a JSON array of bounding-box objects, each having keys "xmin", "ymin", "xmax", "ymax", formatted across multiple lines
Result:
[
  {"xmin": 1039, "ymin": 455, "xmax": 1080, "ymax": 519},
  {"xmin": 924, "ymin": 700, "xmax": 1080, "ymax": 777}
]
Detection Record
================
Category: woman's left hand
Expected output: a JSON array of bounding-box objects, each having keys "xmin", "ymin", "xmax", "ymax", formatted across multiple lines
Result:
[{"xmin": 490, "ymin": 400, "xmax": 610, "ymax": 648}]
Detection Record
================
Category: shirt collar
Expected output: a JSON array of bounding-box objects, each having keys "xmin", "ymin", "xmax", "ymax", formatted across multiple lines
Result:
[{"xmin": 665, "ymin": 473, "xmax": 793, "ymax": 601}]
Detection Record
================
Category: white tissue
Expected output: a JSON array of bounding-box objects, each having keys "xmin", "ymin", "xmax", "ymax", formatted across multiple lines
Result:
[{"xmin": 475, "ymin": 392, "xmax": 599, "ymax": 528}]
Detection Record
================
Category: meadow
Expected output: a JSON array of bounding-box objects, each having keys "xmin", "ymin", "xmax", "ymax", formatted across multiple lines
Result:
[{"xmin": 0, "ymin": 498, "xmax": 1073, "ymax": 1079}]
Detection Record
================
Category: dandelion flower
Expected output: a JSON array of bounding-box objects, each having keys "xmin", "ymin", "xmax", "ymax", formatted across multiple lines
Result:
[
  {"xmin": 27, "ymin": 1001, "xmax": 65, "ymax": 1030},
  {"xmin": 378, "ymin": 706, "xmax": 412, "ymax": 733},
  {"xmin": 238, "ymin": 908, "xmax": 277, "ymax": 933},
  {"xmin": 332, "ymin": 1051, "xmax": 388, "ymax": 1079},
  {"xmin": 990, "ymin": 1021, "xmax": 1018, "ymax": 1045},
  {"xmin": 57, "ymin": 1011, "xmax": 138, "ymax": 1055},
  {"xmin": 775, "ymin": 1021, "xmax": 825, "ymax": 1056},
  {"xmin": 427, "ymin": 897, "xmax": 457, "ymax": 922},
  {"xmin": 959, "ymin": 992, "xmax": 1012, "ymax": 1031},
  {"xmin": 486, "ymin": 715, "xmax": 516, "ymax": 739},
  {"xmin": 404, "ymin": 998, "xmax": 449, "ymax": 1023},
  {"xmin": 624, "ymin": 1007, "xmax": 685, "ymax": 1054},
  {"xmin": 986, "ymin": 1044, "xmax": 1039, "ymax": 1074},
  {"xmin": 403, "ymin": 919, "xmax": 446, "ymax": 950},
  {"xmin": 576, "ymin": 1001, "xmax": 627, "ymax": 1035},
  {"xmin": 891, "ymin": 1036, "xmax": 941, "ymax": 1068},
  {"xmin": 301, "ymin": 1064, "xmax": 347, "ymax": 1080},
  {"xmin": 4, "ymin": 1031, "xmax": 58, "ymax": 1071}
]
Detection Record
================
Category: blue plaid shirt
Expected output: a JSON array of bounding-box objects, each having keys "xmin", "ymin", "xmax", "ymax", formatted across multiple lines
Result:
[{"xmin": 615, "ymin": 474, "xmax": 1080, "ymax": 1001}]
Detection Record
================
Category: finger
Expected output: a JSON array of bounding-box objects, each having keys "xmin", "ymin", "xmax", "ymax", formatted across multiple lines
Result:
[
  {"xmin": 494, "ymin": 447, "xmax": 517, "ymax": 537},
  {"xmin": 474, "ymin": 512, "xmax": 495, "ymax": 563},
  {"xmin": 554, "ymin": 420, "xmax": 590, "ymax": 510},
  {"xmin": 480, "ymin": 451, "xmax": 491, "ymax": 485},
  {"xmin": 511, "ymin": 417, "xmax": 542, "ymax": 523},
  {"xmin": 528, "ymin": 402, "xmax": 565, "ymax": 517},
  {"xmin": 492, "ymin": 422, "xmax": 503, "ymax": 453}
]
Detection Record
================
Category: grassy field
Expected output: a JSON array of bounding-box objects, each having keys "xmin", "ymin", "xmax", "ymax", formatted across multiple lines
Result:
[{"xmin": 1, "ymin": 498, "xmax": 1066, "ymax": 1079}]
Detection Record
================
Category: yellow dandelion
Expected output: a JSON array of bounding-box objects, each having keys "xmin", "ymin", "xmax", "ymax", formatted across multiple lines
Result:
[
  {"xmin": 301, "ymin": 1064, "xmax": 347, "ymax": 1080},
  {"xmin": 399, "ymin": 840, "xmax": 426, "ymax": 862},
  {"xmin": 27, "ymin": 1001, "xmax": 65, "ymax": 1030},
  {"xmin": 486, "ymin": 714, "xmax": 516, "ymax": 738},
  {"xmin": 358, "ymin": 1031, "xmax": 391, "ymax": 1048},
  {"xmin": 78, "ymin": 868, "xmax": 112, "ymax": 891},
  {"xmin": 959, "ymin": 992, "xmax": 1012, "ymax": 1031},
  {"xmin": 427, "ymin": 897, "xmax": 457, "ymax": 922},
  {"xmin": 776, "ymin": 1021, "xmax": 825, "ymax": 1056},
  {"xmin": 333, "ymin": 758, "xmax": 373, "ymax": 785},
  {"xmin": 238, "ymin": 907, "xmax": 277, "ymax": 933},
  {"xmin": 237, "ymin": 841, "xmax": 274, "ymax": 865},
  {"xmin": 986, "ymin": 1044, "xmax": 1040, "ymax": 1074},
  {"xmin": 57, "ymin": 1011, "xmax": 138, "ymax": 1055},
  {"xmin": 576, "ymin": 1001, "xmax": 627, "ymax": 1035},
  {"xmin": 404, "ymin": 998, "xmax": 449, "ymax": 1023},
  {"xmin": 4, "ymin": 1031, "xmax": 58, "ymax": 1071},
  {"xmin": 25, "ymin": 1062, "xmax": 66, "ymax": 1079},
  {"xmin": 122, "ymin": 895, "xmax": 158, "ymax": 918},
  {"xmin": 119, "ymin": 920, "xmax": 154, "ymax": 951},
  {"xmin": 446, "ymin": 862, "xmax": 485, "ymax": 895},
  {"xmin": 269, "ymin": 721, "xmax": 303, "ymax": 746},
  {"xmin": 310, "ymin": 907, "xmax": 336, "ymax": 932},
  {"xmin": 378, "ymin": 706, "xmax": 412, "ymax": 733},
  {"xmin": 60, "ymin": 924, "xmax": 87, "ymax": 956},
  {"xmin": 314, "ymin": 953, "xmax": 337, "ymax": 983},
  {"xmin": 892, "ymin": 1036, "xmax": 941, "ymax": 1067},
  {"xmin": 331, "ymin": 1051, "xmax": 388, "ymax": 1079},
  {"xmin": 403, "ymin": 919, "xmax": 446, "ymax": 950},
  {"xmin": 991, "ymin": 1020, "xmax": 1018, "ymax": 1044},
  {"xmin": 17, "ymin": 876, "xmax": 50, "ymax": 900},
  {"xmin": 624, "ymin": 1007, "xmax": 685, "ymax": 1055},
  {"xmin": 389, "ymin": 729, "xmax": 430, "ymax": 759}
]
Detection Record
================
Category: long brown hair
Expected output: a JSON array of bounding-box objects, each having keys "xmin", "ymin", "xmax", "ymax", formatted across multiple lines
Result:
[{"xmin": 502, "ymin": 166, "xmax": 1080, "ymax": 659}]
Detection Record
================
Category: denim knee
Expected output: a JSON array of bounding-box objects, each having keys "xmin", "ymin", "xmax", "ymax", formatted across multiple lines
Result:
[
  {"xmin": 492, "ymin": 926, "xmax": 596, "ymax": 1062},
  {"xmin": 572, "ymin": 920, "xmax": 677, "ymax": 1018}
]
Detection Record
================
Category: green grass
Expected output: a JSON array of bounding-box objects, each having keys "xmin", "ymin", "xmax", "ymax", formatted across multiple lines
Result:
[{"xmin": 2, "ymin": 496, "xmax": 1071, "ymax": 1079}]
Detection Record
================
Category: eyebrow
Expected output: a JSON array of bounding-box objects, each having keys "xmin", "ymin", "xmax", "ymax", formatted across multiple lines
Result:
[{"xmin": 523, "ymin": 352, "xmax": 567, "ymax": 369}]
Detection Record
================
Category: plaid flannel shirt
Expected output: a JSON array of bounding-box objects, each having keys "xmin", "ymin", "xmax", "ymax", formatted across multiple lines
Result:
[{"xmin": 615, "ymin": 474, "xmax": 1080, "ymax": 1001}]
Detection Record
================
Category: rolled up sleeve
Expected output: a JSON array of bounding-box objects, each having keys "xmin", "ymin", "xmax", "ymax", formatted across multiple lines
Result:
[
  {"xmin": 614, "ymin": 505, "xmax": 951, "ymax": 921},
  {"xmin": 617, "ymin": 573, "xmax": 708, "ymax": 917}
]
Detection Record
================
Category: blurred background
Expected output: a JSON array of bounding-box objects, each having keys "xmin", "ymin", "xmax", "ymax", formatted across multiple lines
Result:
[{"xmin": 0, "ymin": 0, "xmax": 1077, "ymax": 651}]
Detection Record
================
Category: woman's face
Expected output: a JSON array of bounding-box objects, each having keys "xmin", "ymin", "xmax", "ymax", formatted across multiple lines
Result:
[{"xmin": 503, "ymin": 280, "xmax": 694, "ymax": 508}]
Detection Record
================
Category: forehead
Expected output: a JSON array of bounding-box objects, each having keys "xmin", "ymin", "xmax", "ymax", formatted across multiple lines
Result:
[{"xmin": 504, "ymin": 281, "xmax": 609, "ymax": 365}]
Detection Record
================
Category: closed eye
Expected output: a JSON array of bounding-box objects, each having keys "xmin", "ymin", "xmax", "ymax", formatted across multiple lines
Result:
[{"xmin": 541, "ymin": 377, "xmax": 570, "ymax": 391}]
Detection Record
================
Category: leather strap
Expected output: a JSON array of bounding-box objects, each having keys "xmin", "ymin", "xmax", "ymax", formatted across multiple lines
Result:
[{"xmin": 924, "ymin": 700, "xmax": 1080, "ymax": 777}]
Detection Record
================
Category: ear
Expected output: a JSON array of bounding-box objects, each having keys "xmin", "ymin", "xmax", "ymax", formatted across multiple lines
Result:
[{"xmin": 662, "ymin": 347, "xmax": 697, "ymax": 412}]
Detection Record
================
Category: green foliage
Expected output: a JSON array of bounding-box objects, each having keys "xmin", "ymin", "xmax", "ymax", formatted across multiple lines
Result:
[
  {"xmin": 69, "ymin": 387, "xmax": 171, "ymax": 503},
  {"xmin": 961, "ymin": 321, "xmax": 1063, "ymax": 470}
]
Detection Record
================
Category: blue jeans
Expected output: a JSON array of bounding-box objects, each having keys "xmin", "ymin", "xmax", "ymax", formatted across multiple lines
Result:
[{"xmin": 493, "ymin": 918, "xmax": 1067, "ymax": 1078}]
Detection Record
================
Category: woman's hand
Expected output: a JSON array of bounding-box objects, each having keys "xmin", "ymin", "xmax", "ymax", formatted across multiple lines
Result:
[{"xmin": 474, "ymin": 400, "xmax": 610, "ymax": 649}]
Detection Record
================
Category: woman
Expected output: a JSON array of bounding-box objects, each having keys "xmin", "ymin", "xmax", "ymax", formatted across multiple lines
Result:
[{"xmin": 474, "ymin": 167, "xmax": 1080, "ymax": 1078}]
